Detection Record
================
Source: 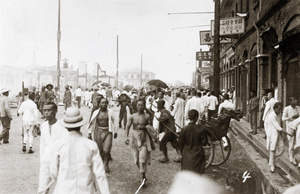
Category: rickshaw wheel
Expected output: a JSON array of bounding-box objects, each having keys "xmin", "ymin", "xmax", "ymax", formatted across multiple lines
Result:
[
  {"xmin": 211, "ymin": 135, "xmax": 231, "ymax": 166},
  {"xmin": 204, "ymin": 135, "xmax": 214, "ymax": 169}
]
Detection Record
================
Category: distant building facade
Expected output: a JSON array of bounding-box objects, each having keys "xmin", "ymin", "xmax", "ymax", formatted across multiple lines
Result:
[
  {"xmin": 220, "ymin": 0, "xmax": 300, "ymax": 113},
  {"xmin": 119, "ymin": 68, "xmax": 155, "ymax": 88}
]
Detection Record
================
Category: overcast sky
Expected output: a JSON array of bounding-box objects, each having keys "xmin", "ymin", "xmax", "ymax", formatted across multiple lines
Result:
[{"xmin": 0, "ymin": 0, "xmax": 214, "ymax": 84}]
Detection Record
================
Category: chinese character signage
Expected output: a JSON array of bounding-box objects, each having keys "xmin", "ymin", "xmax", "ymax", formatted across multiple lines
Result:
[
  {"xmin": 199, "ymin": 31, "xmax": 232, "ymax": 45},
  {"xmin": 197, "ymin": 67, "xmax": 213, "ymax": 75},
  {"xmin": 211, "ymin": 17, "xmax": 245, "ymax": 36},
  {"xmin": 196, "ymin": 51, "xmax": 213, "ymax": 61}
]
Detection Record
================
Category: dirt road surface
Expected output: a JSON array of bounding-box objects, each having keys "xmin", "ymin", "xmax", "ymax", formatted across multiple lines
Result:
[{"xmin": 0, "ymin": 105, "xmax": 276, "ymax": 194}]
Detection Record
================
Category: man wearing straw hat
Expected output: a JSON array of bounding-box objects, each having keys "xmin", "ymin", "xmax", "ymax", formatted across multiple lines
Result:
[
  {"xmin": 87, "ymin": 98, "xmax": 118, "ymax": 173},
  {"xmin": 0, "ymin": 87, "xmax": 12, "ymax": 144},
  {"xmin": 48, "ymin": 107, "xmax": 110, "ymax": 194},
  {"xmin": 45, "ymin": 84, "xmax": 55, "ymax": 103}
]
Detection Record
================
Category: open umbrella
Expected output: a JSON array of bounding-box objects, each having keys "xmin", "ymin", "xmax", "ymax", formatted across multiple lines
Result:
[
  {"xmin": 124, "ymin": 85, "xmax": 134, "ymax": 91},
  {"xmin": 92, "ymin": 81, "xmax": 102, "ymax": 86},
  {"xmin": 148, "ymin": 79, "xmax": 169, "ymax": 89},
  {"xmin": 101, "ymin": 82, "xmax": 110, "ymax": 87}
]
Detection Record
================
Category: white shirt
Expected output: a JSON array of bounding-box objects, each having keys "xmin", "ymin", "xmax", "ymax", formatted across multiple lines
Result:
[
  {"xmin": 18, "ymin": 99, "xmax": 40, "ymax": 123},
  {"xmin": 146, "ymin": 96, "xmax": 154, "ymax": 109},
  {"xmin": 263, "ymin": 98, "xmax": 278, "ymax": 121},
  {"xmin": 74, "ymin": 88, "xmax": 83, "ymax": 97},
  {"xmin": 185, "ymin": 96, "xmax": 201, "ymax": 119},
  {"xmin": 207, "ymin": 95, "xmax": 219, "ymax": 110},
  {"xmin": 84, "ymin": 91, "xmax": 90, "ymax": 100},
  {"xmin": 282, "ymin": 105, "xmax": 300, "ymax": 129},
  {"xmin": 218, "ymin": 100, "xmax": 234, "ymax": 114},
  {"xmin": 40, "ymin": 121, "xmax": 68, "ymax": 162}
]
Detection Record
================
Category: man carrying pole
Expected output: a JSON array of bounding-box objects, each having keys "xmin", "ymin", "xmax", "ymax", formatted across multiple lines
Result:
[{"xmin": 156, "ymin": 100, "xmax": 181, "ymax": 163}]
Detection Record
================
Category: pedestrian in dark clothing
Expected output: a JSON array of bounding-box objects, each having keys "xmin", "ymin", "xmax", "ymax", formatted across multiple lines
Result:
[
  {"xmin": 0, "ymin": 88, "xmax": 12, "ymax": 144},
  {"xmin": 249, "ymin": 90, "xmax": 259, "ymax": 135},
  {"xmin": 39, "ymin": 86, "xmax": 46, "ymax": 114},
  {"xmin": 63, "ymin": 85, "xmax": 72, "ymax": 110},
  {"xmin": 157, "ymin": 100, "xmax": 180, "ymax": 163},
  {"xmin": 118, "ymin": 93, "xmax": 131, "ymax": 129},
  {"xmin": 45, "ymin": 84, "xmax": 55, "ymax": 103},
  {"xmin": 179, "ymin": 109, "xmax": 207, "ymax": 174}
]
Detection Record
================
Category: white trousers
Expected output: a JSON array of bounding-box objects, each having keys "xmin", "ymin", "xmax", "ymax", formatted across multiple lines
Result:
[
  {"xmin": 23, "ymin": 121, "xmax": 34, "ymax": 147},
  {"xmin": 287, "ymin": 127, "xmax": 296, "ymax": 162}
]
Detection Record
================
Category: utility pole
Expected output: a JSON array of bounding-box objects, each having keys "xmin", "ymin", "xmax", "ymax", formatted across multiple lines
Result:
[
  {"xmin": 213, "ymin": 0, "xmax": 220, "ymax": 97},
  {"xmin": 57, "ymin": 0, "xmax": 61, "ymax": 101},
  {"xmin": 116, "ymin": 35, "xmax": 119, "ymax": 88},
  {"xmin": 96, "ymin": 63, "xmax": 99, "ymax": 82},
  {"xmin": 140, "ymin": 54, "xmax": 143, "ymax": 88}
]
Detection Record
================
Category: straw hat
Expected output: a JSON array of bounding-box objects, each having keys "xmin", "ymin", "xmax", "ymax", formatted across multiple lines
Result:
[
  {"xmin": 1, "ymin": 87, "xmax": 10, "ymax": 94},
  {"xmin": 59, "ymin": 107, "xmax": 86, "ymax": 128},
  {"xmin": 23, "ymin": 88, "xmax": 29, "ymax": 95},
  {"xmin": 46, "ymin": 84, "xmax": 54, "ymax": 90}
]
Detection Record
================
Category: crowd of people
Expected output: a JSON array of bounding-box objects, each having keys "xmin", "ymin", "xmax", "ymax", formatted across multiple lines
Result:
[{"xmin": 1, "ymin": 82, "xmax": 300, "ymax": 193}]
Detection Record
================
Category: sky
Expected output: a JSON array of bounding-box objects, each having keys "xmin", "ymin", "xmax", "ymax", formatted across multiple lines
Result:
[{"xmin": 0, "ymin": 0, "xmax": 214, "ymax": 84}]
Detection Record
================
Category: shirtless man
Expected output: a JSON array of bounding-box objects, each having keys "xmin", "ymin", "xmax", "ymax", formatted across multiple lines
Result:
[
  {"xmin": 87, "ymin": 98, "xmax": 117, "ymax": 173},
  {"xmin": 126, "ymin": 100, "xmax": 155, "ymax": 183}
]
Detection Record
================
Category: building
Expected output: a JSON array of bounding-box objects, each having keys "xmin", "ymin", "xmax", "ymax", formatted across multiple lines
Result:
[
  {"xmin": 119, "ymin": 68, "xmax": 155, "ymax": 88},
  {"xmin": 219, "ymin": 0, "xmax": 300, "ymax": 114}
]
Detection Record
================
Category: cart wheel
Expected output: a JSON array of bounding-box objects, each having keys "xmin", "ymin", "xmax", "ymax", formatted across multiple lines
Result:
[
  {"xmin": 204, "ymin": 135, "xmax": 214, "ymax": 169},
  {"xmin": 211, "ymin": 135, "xmax": 231, "ymax": 166}
]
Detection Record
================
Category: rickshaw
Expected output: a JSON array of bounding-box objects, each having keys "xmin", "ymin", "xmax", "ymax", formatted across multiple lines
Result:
[{"xmin": 200, "ymin": 109, "xmax": 243, "ymax": 169}]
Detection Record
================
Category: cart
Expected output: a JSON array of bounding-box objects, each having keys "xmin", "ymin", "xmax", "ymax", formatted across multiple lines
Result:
[{"xmin": 201, "ymin": 109, "xmax": 243, "ymax": 169}]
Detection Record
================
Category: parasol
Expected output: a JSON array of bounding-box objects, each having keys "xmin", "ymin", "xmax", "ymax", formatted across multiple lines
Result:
[
  {"xmin": 101, "ymin": 82, "xmax": 110, "ymax": 87},
  {"xmin": 147, "ymin": 79, "xmax": 169, "ymax": 89},
  {"xmin": 92, "ymin": 81, "xmax": 102, "ymax": 86},
  {"xmin": 124, "ymin": 85, "xmax": 134, "ymax": 92}
]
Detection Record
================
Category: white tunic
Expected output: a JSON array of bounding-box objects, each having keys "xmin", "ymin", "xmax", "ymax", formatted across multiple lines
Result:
[
  {"xmin": 50, "ymin": 131, "xmax": 110, "ymax": 194},
  {"xmin": 18, "ymin": 99, "xmax": 40, "ymax": 124},
  {"xmin": 171, "ymin": 97, "xmax": 185, "ymax": 132},
  {"xmin": 266, "ymin": 111, "xmax": 283, "ymax": 151},
  {"xmin": 185, "ymin": 96, "xmax": 201, "ymax": 119}
]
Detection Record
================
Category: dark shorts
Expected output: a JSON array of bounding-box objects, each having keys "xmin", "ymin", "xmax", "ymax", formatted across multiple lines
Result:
[{"xmin": 160, "ymin": 132, "xmax": 178, "ymax": 151}]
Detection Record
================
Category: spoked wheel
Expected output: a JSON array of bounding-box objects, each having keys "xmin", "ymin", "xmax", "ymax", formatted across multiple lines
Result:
[
  {"xmin": 204, "ymin": 135, "xmax": 214, "ymax": 169},
  {"xmin": 211, "ymin": 135, "xmax": 231, "ymax": 166}
]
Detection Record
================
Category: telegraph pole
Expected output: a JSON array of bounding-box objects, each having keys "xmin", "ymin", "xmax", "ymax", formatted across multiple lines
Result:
[
  {"xmin": 140, "ymin": 54, "xmax": 143, "ymax": 88},
  {"xmin": 96, "ymin": 63, "xmax": 99, "ymax": 82},
  {"xmin": 213, "ymin": 0, "xmax": 220, "ymax": 97},
  {"xmin": 116, "ymin": 35, "xmax": 119, "ymax": 88},
  {"xmin": 57, "ymin": 0, "xmax": 61, "ymax": 101}
]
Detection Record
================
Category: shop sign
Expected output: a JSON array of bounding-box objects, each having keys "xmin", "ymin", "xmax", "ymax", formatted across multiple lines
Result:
[
  {"xmin": 197, "ymin": 67, "xmax": 213, "ymax": 75},
  {"xmin": 199, "ymin": 31, "xmax": 232, "ymax": 45},
  {"xmin": 226, "ymin": 47, "xmax": 235, "ymax": 58},
  {"xmin": 196, "ymin": 51, "xmax": 213, "ymax": 61},
  {"xmin": 211, "ymin": 17, "xmax": 245, "ymax": 36}
]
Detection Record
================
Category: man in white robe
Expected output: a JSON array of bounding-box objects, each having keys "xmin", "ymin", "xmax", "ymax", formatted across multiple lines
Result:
[
  {"xmin": 37, "ymin": 102, "xmax": 68, "ymax": 194},
  {"xmin": 282, "ymin": 97, "xmax": 300, "ymax": 165},
  {"xmin": 171, "ymin": 92, "xmax": 185, "ymax": 133},
  {"xmin": 49, "ymin": 107, "xmax": 110, "ymax": 194},
  {"xmin": 266, "ymin": 102, "xmax": 283, "ymax": 173}
]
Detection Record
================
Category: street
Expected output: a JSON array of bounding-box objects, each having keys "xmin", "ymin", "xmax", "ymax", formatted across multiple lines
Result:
[{"xmin": 0, "ymin": 105, "xmax": 288, "ymax": 194}]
